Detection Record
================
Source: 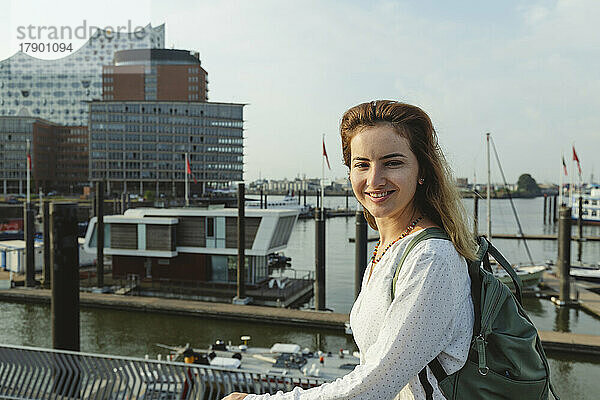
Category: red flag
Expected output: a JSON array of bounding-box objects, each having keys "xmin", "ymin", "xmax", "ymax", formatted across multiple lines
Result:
[
  {"xmin": 186, "ymin": 156, "xmax": 197, "ymax": 184},
  {"xmin": 322, "ymin": 138, "xmax": 331, "ymax": 170},
  {"xmin": 572, "ymin": 146, "xmax": 582, "ymax": 176},
  {"xmin": 27, "ymin": 153, "xmax": 32, "ymax": 171},
  {"xmin": 562, "ymin": 156, "xmax": 568, "ymax": 176}
]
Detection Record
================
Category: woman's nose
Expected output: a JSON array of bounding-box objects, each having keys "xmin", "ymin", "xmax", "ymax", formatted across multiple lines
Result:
[{"xmin": 366, "ymin": 164, "xmax": 386, "ymax": 187}]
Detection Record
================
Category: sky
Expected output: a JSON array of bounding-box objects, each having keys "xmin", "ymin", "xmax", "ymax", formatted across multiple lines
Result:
[{"xmin": 1, "ymin": 0, "xmax": 598, "ymax": 185}]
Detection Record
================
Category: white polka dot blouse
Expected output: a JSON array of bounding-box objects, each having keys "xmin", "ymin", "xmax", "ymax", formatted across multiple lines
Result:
[{"xmin": 244, "ymin": 229, "xmax": 474, "ymax": 400}]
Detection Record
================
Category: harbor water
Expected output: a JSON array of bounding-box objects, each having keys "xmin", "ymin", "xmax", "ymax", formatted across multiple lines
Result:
[{"xmin": 1, "ymin": 196, "xmax": 599, "ymax": 399}]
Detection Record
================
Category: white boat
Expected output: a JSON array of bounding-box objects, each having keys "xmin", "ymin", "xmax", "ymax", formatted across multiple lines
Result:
[
  {"xmin": 156, "ymin": 337, "xmax": 359, "ymax": 383},
  {"xmin": 569, "ymin": 267, "xmax": 600, "ymax": 283},
  {"xmin": 246, "ymin": 194, "xmax": 312, "ymax": 215},
  {"xmin": 570, "ymin": 186, "xmax": 600, "ymax": 225},
  {"xmin": 494, "ymin": 265, "xmax": 546, "ymax": 289}
]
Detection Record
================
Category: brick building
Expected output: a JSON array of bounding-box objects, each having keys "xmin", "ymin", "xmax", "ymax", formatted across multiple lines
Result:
[{"xmin": 103, "ymin": 49, "xmax": 208, "ymax": 102}]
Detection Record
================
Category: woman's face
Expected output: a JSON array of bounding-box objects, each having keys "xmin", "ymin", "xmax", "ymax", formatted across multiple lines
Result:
[{"xmin": 349, "ymin": 124, "xmax": 420, "ymax": 222}]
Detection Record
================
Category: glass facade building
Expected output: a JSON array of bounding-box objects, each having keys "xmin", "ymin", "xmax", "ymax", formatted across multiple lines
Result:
[
  {"xmin": 88, "ymin": 100, "xmax": 244, "ymax": 195},
  {"xmin": 0, "ymin": 116, "xmax": 87, "ymax": 194},
  {"xmin": 0, "ymin": 24, "xmax": 165, "ymax": 125}
]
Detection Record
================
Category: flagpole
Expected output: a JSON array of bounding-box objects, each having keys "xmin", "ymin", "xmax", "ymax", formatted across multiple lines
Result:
[
  {"xmin": 321, "ymin": 134, "xmax": 325, "ymax": 218},
  {"xmin": 559, "ymin": 153, "xmax": 563, "ymax": 206},
  {"xmin": 185, "ymin": 152, "xmax": 189, "ymax": 207},
  {"xmin": 570, "ymin": 149, "xmax": 574, "ymax": 210}
]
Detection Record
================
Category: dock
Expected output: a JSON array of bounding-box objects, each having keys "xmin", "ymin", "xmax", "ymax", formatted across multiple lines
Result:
[
  {"xmin": 0, "ymin": 288, "xmax": 347, "ymax": 330},
  {"xmin": 0, "ymin": 286, "xmax": 599, "ymax": 355},
  {"xmin": 540, "ymin": 272, "xmax": 600, "ymax": 317}
]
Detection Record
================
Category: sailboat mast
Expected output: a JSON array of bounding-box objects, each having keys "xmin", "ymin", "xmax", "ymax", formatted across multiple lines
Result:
[{"xmin": 486, "ymin": 133, "xmax": 491, "ymax": 240}]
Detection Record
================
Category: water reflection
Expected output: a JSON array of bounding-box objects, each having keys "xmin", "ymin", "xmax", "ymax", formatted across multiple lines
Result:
[{"xmin": 554, "ymin": 305, "xmax": 571, "ymax": 333}]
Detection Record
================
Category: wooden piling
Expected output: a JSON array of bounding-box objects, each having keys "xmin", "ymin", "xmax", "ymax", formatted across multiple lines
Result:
[
  {"xmin": 314, "ymin": 208, "xmax": 326, "ymax": 310},
  {"xmin": 316, "ymin": 190, "xmax": 320, "ymax": 210},
  {"xmin": 553, "ymin": 194, "xmax": 558, "ymax": 223},
  {"xmin": 96, "ymin": 181, "xmax": 104, "ymax": 289},
  {"xmin": 50, "ymin": 202, "xmax": 80, "ymax": 396},
  {"xmin": 260, "ymin": 188, "xmax": 263, "ymax": 209},
  {"xmin": 50, "ymin": 202, "xmax": 80, "ymax": 351},
  {"xmin": 557, "ymin": 206, "xmax": 571, "ymax": 304},
  {"xmin": 345, "ymin": 190, "xmax": 349, "ymax": 211},
  {"xmin": 543, "ymin": 194, "xmax": 547, "ymax": 223},
  {"xmin": 303, "ymin": 189, "xmax": 307, "ymax": 207},
  {"xmin": 24, "ymin": 203, "xmax": 36, "ymax": 287},
  {"xmin": 236, "ymin": 183, "xmax": 246, "ymax": 302},
  {"xmin": 473, "ymin": 193, "xmax": 479, "ymax": 237},
  {"xmin": 42, "ymin": 201, "xmax": 51, "ymax": 288},
  {"xmin": 355, "ymin": 211, "xmax": 367, "ymax": 299}
]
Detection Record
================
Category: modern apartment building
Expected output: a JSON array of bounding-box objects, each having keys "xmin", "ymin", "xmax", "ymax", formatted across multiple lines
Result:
[
  {"xmin": 88, "ymin": 100, "xmax": 244, "ymax": 196},
  {"xmin": 0, "ymin": 24, "xmax": 165, "ymax": 125},
  {"xmin": 0, "ymin": 116, "xmax": 88, "ymax": 194},
  {"xmin": 103, "ymin": 49, "xmax": 208, "ymax": 102}
]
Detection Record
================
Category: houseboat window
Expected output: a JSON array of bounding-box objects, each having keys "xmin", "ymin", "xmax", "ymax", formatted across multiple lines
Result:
[
  {"xmin": 206, "ymin": 217, "xmax": 214, "ymax": 237},
  {"xmin": 592, "ymin": 211, "xmax": 597, "ymax": 217},
  {"xmin": 210, "ymin": 255, "xmax": 228, "ymax": 282},
  {"xmin": 210, "ymin": 255, "xmax": 250, "ymax": 282},
  {"xmin": 227, "ymin": 256, "xmax": 250, "ymax": 282}
]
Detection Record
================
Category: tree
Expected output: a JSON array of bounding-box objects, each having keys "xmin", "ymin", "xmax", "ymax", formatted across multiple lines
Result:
[{"xmin": 517, "ymin": 174, "xmax": 541, "ymax": 197}]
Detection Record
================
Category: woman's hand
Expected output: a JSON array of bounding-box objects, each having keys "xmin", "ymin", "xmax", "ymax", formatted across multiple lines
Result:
[{"xmin": 221, "ymin": 392, "xmax": 249, "ymax": 400}]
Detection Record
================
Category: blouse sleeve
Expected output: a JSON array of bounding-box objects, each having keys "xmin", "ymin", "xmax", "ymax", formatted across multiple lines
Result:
[{"xmin": 243, "ymin": 240, "xmax": 468, "ymax": 400}]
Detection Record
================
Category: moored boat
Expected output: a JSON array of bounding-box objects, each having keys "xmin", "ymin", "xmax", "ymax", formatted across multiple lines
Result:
[
  {"xmin": 569, "ymin": 187, "xmax": 600, "ymax": 225},
  {"xmin": 156, "ymin": 337, "xmax": 359, "ymax": 382}
]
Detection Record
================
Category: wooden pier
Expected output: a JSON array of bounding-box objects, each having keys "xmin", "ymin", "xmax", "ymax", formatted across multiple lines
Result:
[{"xmin": 0, "ymin": 286, "xmax": 599, "ymax": 355}]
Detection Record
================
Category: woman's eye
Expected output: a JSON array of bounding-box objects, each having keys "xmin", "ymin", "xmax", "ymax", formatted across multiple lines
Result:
[
  {"xmin": 353, "ymin": 162, "xmax": 368, "ymax": 169},
  {"xmin": 385, "ymin": 160, "xmax": 403, "ymax": 167}
]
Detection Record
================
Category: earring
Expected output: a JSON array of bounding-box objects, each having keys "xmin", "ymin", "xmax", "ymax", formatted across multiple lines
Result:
[{"xmin": 418, "ymin": 178, "xmax": 425, "ymax": 185}]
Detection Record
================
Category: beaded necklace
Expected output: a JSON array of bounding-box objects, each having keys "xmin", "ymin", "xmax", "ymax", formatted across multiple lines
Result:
[{"xmin": 370, "ymin": 215, "xmax": 423, "ymax": 267}]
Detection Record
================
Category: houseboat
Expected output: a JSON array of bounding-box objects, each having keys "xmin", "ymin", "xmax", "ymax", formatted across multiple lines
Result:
[
  {"xmin": 570, "ymin": 187, "xmax": 600, "ymax": 225},
  {"xmin": 82, "ymin": 206, "xmax": 313, "ymax": 307}
]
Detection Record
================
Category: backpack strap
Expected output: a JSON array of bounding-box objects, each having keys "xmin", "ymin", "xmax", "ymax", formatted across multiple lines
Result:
[
  {"xmin": 390, "ymin": 228, "xmax": 484, "ymax": 400},
  {"xmin": 390, "ymin": 227, "xmax": 450, "ymax": 299},
  {"xmin": 418, "ymin": 369, "xmax": 434, "ymax": 399},
  {"xmin": 390, "ymin": 227, "xmax": 450, "ymax": 400}
]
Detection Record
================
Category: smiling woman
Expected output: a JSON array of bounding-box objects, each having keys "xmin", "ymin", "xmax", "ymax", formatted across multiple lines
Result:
[{"xmin": 223, "ymin": 101, "xmax": 478, "ymax": 400}]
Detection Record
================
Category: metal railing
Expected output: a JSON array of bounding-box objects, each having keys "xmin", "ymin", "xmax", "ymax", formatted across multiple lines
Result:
[{"xmin": 0, "ymin": 344, "xmax": 326, "ymax": 400}]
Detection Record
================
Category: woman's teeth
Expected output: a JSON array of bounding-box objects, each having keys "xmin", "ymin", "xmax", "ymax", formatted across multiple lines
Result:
[{"xmin": 369, "ymin": 191, "xmax": 391, "ymax": 198}]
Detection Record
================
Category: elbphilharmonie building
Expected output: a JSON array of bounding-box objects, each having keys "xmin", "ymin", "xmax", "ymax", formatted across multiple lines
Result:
[{"xmin": 0, "ymin": 24, "xmax": 165, "ymax": 125}]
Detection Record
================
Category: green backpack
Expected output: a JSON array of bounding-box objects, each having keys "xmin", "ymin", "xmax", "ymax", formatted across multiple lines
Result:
[{"xmin": 391, "ymin": 228, "xmax": 559, "ymax": 400}]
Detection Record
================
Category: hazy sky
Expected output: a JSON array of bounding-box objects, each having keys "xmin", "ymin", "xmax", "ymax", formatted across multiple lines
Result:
[{"xmin": 1, "ymin": 0, "xmax": 598, "ymax": 185}]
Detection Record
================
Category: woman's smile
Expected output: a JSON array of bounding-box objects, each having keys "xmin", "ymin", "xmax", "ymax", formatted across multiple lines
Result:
[{"xmin": 366, "ymin": 190, "xmax": 396, "ymax": 202}]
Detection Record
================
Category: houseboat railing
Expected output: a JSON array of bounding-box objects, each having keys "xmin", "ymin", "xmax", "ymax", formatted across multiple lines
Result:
[
  {"xmin": 108, "ymin": 271, "xmax": 314, "ymax": 303},
  {"xmin": 0, "ymin": 343, "xmax": 326, "ymax": 400}
]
